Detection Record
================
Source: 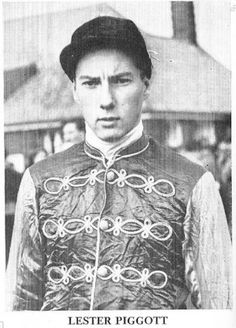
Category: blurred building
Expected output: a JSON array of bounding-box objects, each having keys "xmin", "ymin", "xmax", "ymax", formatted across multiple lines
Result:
[{"xmin": 4, "ymin": 2, "xmax": 231, "ymax": 165}]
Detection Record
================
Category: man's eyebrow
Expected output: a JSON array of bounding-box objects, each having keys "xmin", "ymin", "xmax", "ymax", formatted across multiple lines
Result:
[
  {"xmin": 78, "ymin": 75, "xmax": 100, "ymax": 80},
  {"xmin": 78, "ymin": 72, "xmax": 133, "ymax": 80},
  {"xmin": 111, "ymin": 72, "xmax": 133, "ymax": 78}
]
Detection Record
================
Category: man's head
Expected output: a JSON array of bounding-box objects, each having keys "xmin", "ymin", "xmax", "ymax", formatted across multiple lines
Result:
[
  {"xmin": 62, "ymin": 119, "xmax": 85, "ymax": 144},
  {"xmin": 60, "ymin": 16, "xmax": 152, "ymax": 142}
]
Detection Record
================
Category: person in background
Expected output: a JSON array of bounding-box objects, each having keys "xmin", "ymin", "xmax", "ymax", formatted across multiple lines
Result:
[
  {"xmin": 57, "ymin": 119, "xmax": 85, "ymax": 152},
  {"xmin": 5, "ymin": 150, "xmax": 22, "ymax": 265},
  {"xmin": 6, "ymin": 16, "xmax": 232, "ymax": 311},
  {"xmin": 216, "ymin": 140, "xmax": 231, "ymax": 237},
  {"xmin": 28, "ymin": 148, "xmax": 48, "ymax": 166}
]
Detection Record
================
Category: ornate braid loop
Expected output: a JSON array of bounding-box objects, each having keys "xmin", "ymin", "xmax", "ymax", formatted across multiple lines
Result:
[
  {"xmin": 48, "ymin": 263, "xmax": 167, "ymax": 289},
  {"xmin": 106, "ymin": 216, "xmax": 172, "ymax": 241},
  {"xmin": 97, "ymin": 264, "xmax": 168, "ymax": 289},
  {"xmin": 42, "ymin": 216, "xmax": 99, "ymax": 239},
  {"xmin": 48, "ymin": 263, "xmax": 94, "ymax": 285},
  {"xmin": 43, "ymin": 169, "xmax": 105, "ymax": 195},
  {"xmin": 42, "ymin": 216, "xmax": 172, "ymax": 241},
  {"xmin": 44, "ymin": 169, "xmax": 175, "ymax": 197},
  {"xmin": 107, "ymin": 169, "xmax": 175, "ymax": 197}
]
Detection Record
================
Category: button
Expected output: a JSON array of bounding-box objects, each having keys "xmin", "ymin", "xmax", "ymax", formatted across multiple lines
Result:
[
  {"xmin": 99, "ymin": 218, "xmax": 109, "ymax": 231},
  {"xmin": 107, "ymin": 170, "xmax": 115, "ymax": 182},
  {"xmin": 97, "ymin": 266, "xmax": 108, "ymax": 277}
]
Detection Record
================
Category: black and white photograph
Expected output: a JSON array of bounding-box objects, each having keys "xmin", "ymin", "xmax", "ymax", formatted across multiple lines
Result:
[{"xmin": 2, "ymin": 0, "xmax": 234, "ymax": 326}]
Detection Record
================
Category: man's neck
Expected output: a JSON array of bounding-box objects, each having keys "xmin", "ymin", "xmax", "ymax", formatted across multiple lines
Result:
[{"xmin": 85, "ymin": 121, "xmax": 143, "ymax": 160}]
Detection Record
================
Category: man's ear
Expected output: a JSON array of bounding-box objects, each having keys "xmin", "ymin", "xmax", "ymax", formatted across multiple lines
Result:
[
  {"xmin": 72, "ymin": 81, "xmax": 79, "ymax": 103},
  {"xmin": 143, "ymin": 78, "xmax": 150, "ymax": 99}
]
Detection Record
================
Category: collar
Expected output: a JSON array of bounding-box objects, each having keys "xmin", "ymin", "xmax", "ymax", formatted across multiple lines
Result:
[
  {"xmin": 85, "ymin": 121, "xmax": 143, "ymax": 160},
  {"xmin": 84, "ymin": 133, "xmax": 149, "ymax": 167}
]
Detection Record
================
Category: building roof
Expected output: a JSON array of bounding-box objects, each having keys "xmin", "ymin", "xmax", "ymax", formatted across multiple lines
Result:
[
  {"xmin": 4, "ymin": 3, "xmax": 122, "ymax": 70},
  {"xmin": 4, "ymin": 63, "xmax": 37, "ymax": 100},
  {"xmin": 144, "ymin": 34, "xmax": 230, "ymax": 116}
]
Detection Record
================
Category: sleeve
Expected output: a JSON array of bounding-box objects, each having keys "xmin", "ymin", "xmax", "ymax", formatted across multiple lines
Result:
[
  {"xmin": 5, "ymin": 169, "xmax": 44, "ymax": 311},
  {"xmin": 183, "ymin": 171, "xmax": 232, "ymax": 309}
]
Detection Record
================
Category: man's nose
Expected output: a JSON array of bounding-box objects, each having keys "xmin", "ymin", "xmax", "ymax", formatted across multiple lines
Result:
[{"xmin": 100, "ymin": 83, "xmax": 115, "ymax": 110}]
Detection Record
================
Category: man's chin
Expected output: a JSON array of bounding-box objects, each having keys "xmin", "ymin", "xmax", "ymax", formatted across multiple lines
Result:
[{"xmin": 96, "ymin": 131, "xmax": 124, "ymax": 143}]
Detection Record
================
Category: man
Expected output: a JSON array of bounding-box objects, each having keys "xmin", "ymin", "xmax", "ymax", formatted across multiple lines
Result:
[
  {"xmin": 56, "ymin": 119, "xmax": 85, "ymax": 152},
  {"xmin": 6, "ymin": 16, "xmax": 231, "ymax": 310},
  {"xmin": 5, "ymin": 151, "xmax": 22, "ymax": 265}
]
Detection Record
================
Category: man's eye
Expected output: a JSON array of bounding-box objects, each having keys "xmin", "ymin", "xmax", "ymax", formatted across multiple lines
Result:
[
  {"xmin": 112, "ymin": 77, "xmax": 132, "ymax": 85},
  {"xmin": 82, "ymin": 80, "xmax": 99, "ymax": 87}
]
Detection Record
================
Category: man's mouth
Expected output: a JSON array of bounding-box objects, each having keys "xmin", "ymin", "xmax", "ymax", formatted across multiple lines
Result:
[
  {"xmin": 97, "ymin": 117, "xmax": 120, "ymax": 128},
  {"xmin": 98, "ymin": 117, "xmax": 120, "ymax": 122}
]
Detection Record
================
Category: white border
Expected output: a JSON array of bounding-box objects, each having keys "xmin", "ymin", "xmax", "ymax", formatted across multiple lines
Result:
[{"xmin": 1, "ymin": 1, "xmax": 235, "ymax": 327}]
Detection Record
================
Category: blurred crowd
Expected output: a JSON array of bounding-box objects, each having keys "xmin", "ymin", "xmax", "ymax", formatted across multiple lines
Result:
[
  {"xmin": 5, "ymin": 120, "xmax": 231, "ymax": 264},
  {"xmin": 5, "ymin": 119, "xmax": 85, "ymax": 265}
]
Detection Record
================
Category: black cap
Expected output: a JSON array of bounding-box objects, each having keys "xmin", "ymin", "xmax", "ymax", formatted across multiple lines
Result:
[{"xmin": 60, "ymin": 16, "xmax": 152, "ymax": 81}]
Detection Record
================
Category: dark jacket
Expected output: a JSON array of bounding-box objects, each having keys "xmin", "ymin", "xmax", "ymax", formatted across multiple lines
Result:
[{"xmin": 11, "ymin": 135, "xmax": 205, "ymax": 310}]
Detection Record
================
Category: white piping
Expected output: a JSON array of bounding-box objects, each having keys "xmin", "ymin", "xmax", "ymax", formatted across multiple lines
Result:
[
  {"xmin": 89, "ymin": 159, "xmax": 114, "ymax": 310},
  {"xmin": 84, "ymin": 141, "xmax": 150, "ymax": 169},
  {"xmin": 84, "ymin": 140, "xmax": 150, "ymax": 309},
  {"xmin": 114, "ymin": 142, "xmax": 150, "ymax": 162}
]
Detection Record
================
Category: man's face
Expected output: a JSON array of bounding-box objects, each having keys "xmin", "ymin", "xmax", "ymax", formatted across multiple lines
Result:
[
  {"xmin": 63, "ymin": 122, "xmax": 82, "ymax": 144},
  {"xmin": 73, "ymin": 49, "xmax": 149, "ymax": 142}
]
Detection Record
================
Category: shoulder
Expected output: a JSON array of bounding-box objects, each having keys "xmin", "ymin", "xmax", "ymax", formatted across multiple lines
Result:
[
  {"xmin": 147, "ymin": 136, "xmax": 206, "ymax": 183},
  {"xmin": 29, "ymin": 142, "xmax": 85, "ymax": 182}
]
